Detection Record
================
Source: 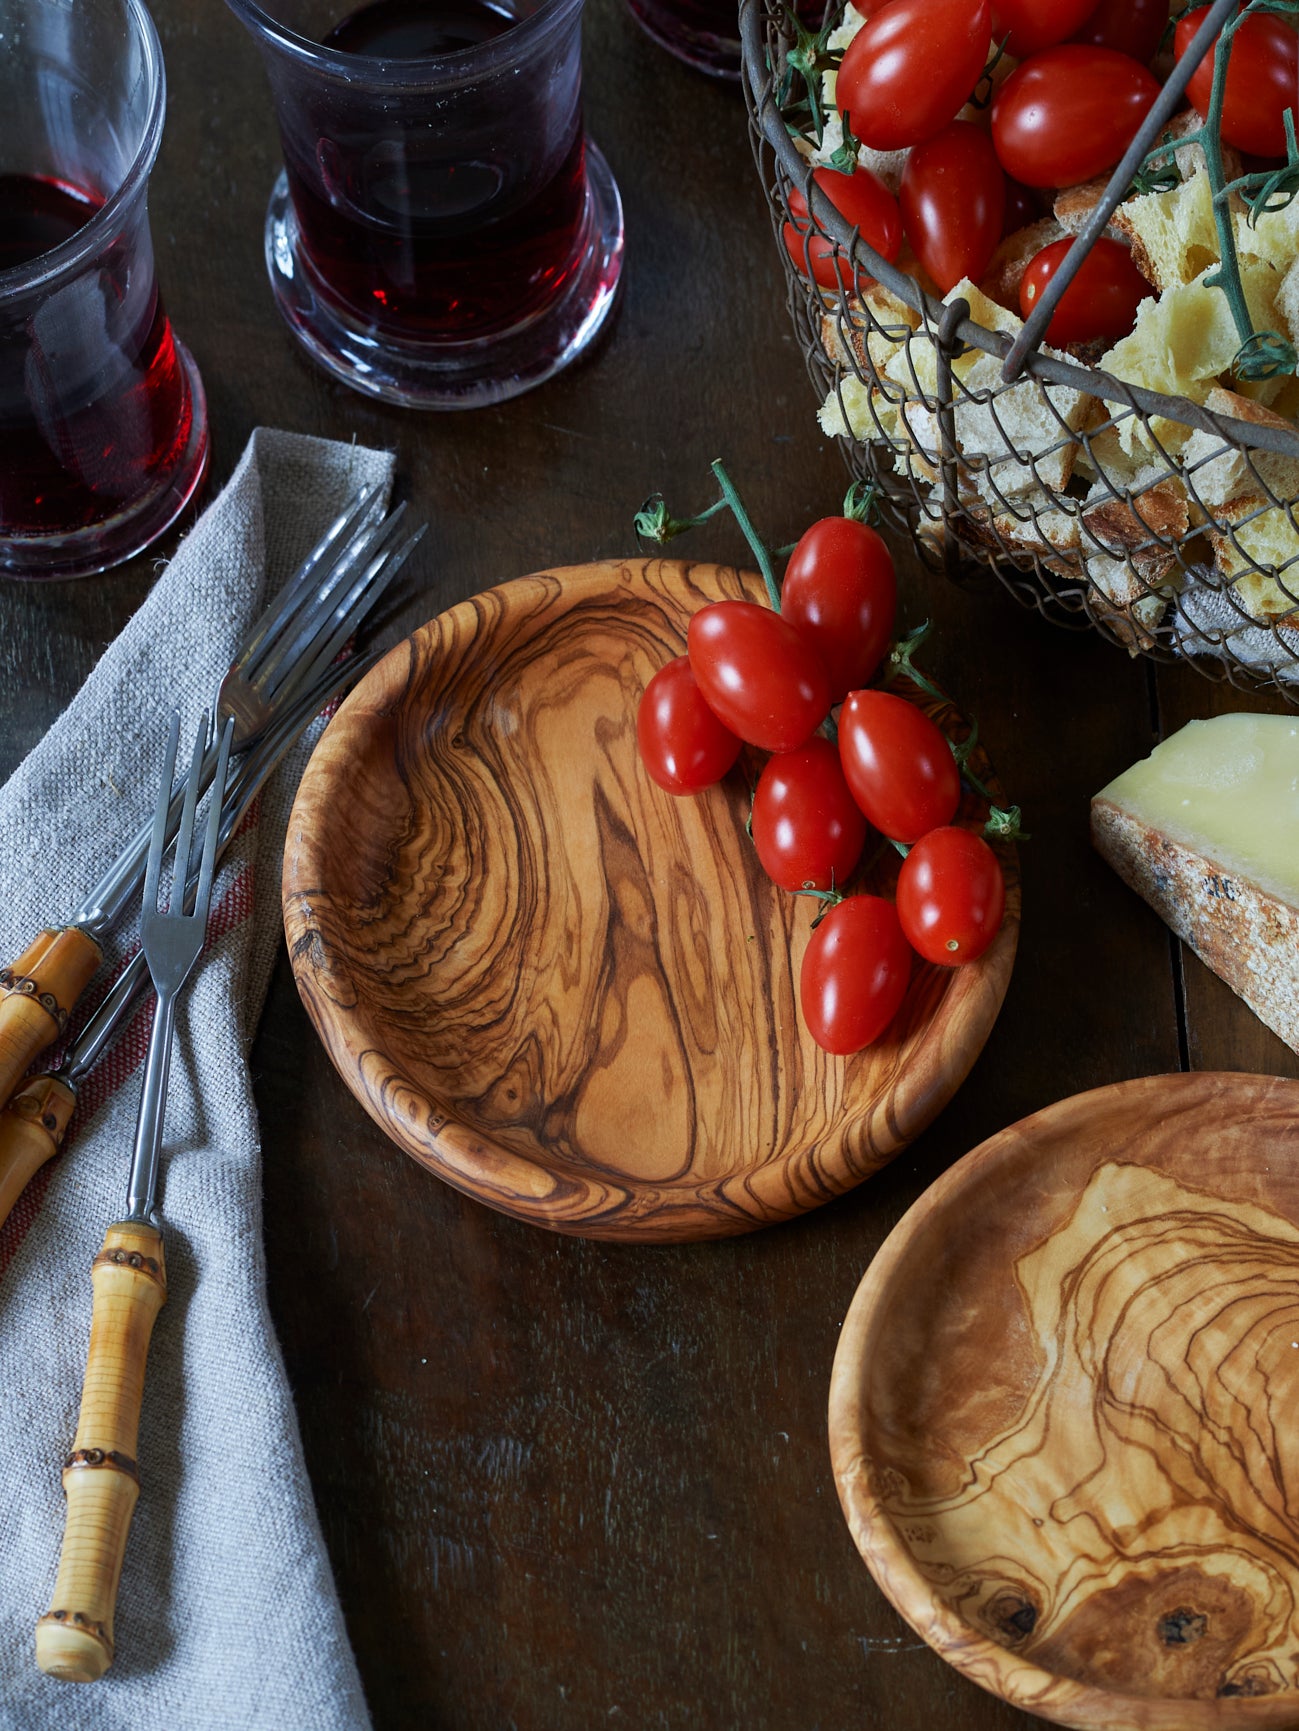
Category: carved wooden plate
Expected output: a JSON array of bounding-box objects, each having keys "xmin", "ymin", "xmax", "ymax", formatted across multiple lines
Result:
[
  {"xmin": 830, "ymin": 1071, "xmax": 1299, "ymax": 1729},
  {"xmin": 282, "ymin": 559, "xmax": 1018, "ymax": 1241}
]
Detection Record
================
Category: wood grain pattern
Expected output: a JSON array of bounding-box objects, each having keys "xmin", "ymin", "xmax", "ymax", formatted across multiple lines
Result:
[
  {"xmin": 282, "ymin": 559, "xmax": 1019, "ymax": 1241},
  {"xmin": 830, "ymin": 1072, "xmax": 1299, "ymax": 1730}
]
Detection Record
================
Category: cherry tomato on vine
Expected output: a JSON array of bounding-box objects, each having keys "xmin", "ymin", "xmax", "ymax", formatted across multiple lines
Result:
[
  {"xmin": 991, "ymin": 47, "xmax": 1160, "ymax": 188},
  {"xmin": 1070, "ymin": 0, "xmax": 1167, "ymax": 65},
  {"xmin": 780, "ymin": 516, "xmax": 896, "ymax": 700},
  {"xmin": 991, "ymin": 0, "xmax": 1096, "ymax": 59},
  {"xmin": 1019, "ymin": 235, "xmax": 1150, "ymax": 345},
  {"xmin": 836, "ymin": 0, "xmax": 992, "ymax": 152},
  {"xmin": 783, "ymin": 167, "xmax": 902, "ymax": 290},
  {"xmin": 687, "ymin": 600, "xmax": 830, "ymax": 754},
  {"xmin": 896, "ymin": 828, "xmax": 1005, "ymax": 966},
  {"xmin": 1175, "ymin": 8, "xmax": 1299, "ymax": 160},
  {"xmin": 900, "ymin": 121, "xmax": 1006, "ymax": 295},
  {"xmin": 750, "ymin": 737, "xmax": 868, "ymax": 893},
  {"xmin": 800, "ymin": 895, "xmax": 912, "ymax": 1055},
  {"xmin": 838, "ymin": 689, "xmax": 960, "ymax": 843},
  {"xmin": 637, "ymin": 656, "xmax": 743, "ymax": 795}
]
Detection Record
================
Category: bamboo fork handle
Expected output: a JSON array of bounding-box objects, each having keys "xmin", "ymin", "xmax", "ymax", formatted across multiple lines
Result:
[
  {"xmin": 35, "ymin": 1219, "xmax": 166, "ymax": 1683},
  {"xmin": 0, "ymin": 928, "xmax": 101, "ymax": 1110},
  {"xmin": 0, "ymin": 1074, "xmax": 76, "ymax": 1229}
]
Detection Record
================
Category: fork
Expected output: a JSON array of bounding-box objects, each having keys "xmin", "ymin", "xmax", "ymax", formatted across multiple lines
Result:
[
  {"xmin": 0, "ymin": 643, "xmax": 387, "ymax": 1235},
  {"xmin": 35, "ymin": 710, "xmax": 233, "ymax": 1684},
  {"xmin": 0, "ymin": 488, "xmax": 423, "ymax": 1111}
]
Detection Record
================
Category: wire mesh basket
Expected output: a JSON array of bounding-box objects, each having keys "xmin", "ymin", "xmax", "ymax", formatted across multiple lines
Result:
[{"xmin": 740, "ymin": 0, "xmax": 1299, "ymax": 697}]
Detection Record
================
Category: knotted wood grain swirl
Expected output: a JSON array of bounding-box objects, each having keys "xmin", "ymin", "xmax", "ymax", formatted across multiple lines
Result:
[
  {"xmin": 831, "ymin": 1073, "xmax": 1299, "ymax": 1729},
  {"xmin": 283, "ymin": 560, "xmax": 1018, "ymax": 1241}
]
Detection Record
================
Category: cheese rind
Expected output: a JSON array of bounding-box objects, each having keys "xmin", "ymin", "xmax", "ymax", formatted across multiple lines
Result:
[{"xmin": 1092, "ymin": 715, "xmax": 1299, "ymax": 1055}]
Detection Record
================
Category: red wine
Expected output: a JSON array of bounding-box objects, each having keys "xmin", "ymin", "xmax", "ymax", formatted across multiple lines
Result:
[
  {"xmin": 0, "ymin": 174, "xmax": 193, "ymax": 539},
  {"xmin": 286, "ymin": 0, "xmax": 590, "ymax": 341}
]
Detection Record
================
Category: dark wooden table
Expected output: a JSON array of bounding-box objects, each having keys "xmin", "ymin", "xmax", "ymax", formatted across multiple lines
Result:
[{"xmin": 4, "ymin": 3, "xmax": 1298, "ymax": 1726}]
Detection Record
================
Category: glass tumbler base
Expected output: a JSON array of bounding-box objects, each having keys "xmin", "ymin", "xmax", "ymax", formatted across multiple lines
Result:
[
  {"xmin": 263, "ymin": 143, "xmax": 625, "ymax": 411},
  {"xmin": 0, "ymin": 341, "xmax": 209, "ymax": 581}
]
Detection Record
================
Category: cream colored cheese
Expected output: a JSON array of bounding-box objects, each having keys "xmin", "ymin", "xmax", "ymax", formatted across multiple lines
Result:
[{"xmin": 1097, "ymin": 714, "xmax": 1299, "ymax": 907}]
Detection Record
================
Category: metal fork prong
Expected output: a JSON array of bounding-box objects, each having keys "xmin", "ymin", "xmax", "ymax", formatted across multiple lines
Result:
[
  {"xmin": 168, "ymin": 715, "xmax": 209, "ymax": 915},
  {"xmin": 142, "ymin": 714, "xmax": 181, "ymax": 920},
  {"xmin": 193, "ymin": 717, "xmax": 234, "ymax": 919},
  {"xmin": 253, "ymin": 503, "xmax": 409, "ymax": 706},
  {"xmin": 232, "ymin": 483, "xmax": 382, "ymax": 683},
  {"xmin": 279, "ymin": 517, "xmax": 423, "ymax": 707}
]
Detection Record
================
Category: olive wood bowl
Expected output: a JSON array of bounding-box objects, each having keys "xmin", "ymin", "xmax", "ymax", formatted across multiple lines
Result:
[
  {"xmin": 282, "ymin": 558, "xmax": 1018, "ymax": 1241},
  {"xmin": 830, "ymin": 1071, "xmax": 1299, "ymax": 1729}
]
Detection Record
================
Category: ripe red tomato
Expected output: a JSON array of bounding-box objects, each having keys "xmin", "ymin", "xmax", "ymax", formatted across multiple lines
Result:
[
  {"xmin": 838, "ymin": 690, "xmax": 961, "ymax": 843},
  {"xmin": 780, "ymin": 517, "xmax": 897, "ymax": 701},
  {"xmin": 1070, "ymin": 0, "xmax": 1167, "ymax": 64},
  {"xmin": 1175, "ymin": 8, "xmax": 1299, "ymax": 159},
  {"xmin": 899, "ymin": 121, "xmax": 1006, "ymax": 295},
  {"xmin": 783, "ymin": 167, "xmax": 902, "ymax": 290},
  {"xmin": 687, "ymin": 601, "xmax": 830, "ymax": 754},
  {"xmin": 1019, "ymin": 235, "xmax": 1151, "ymax": 345},
  {"xmin": 637, "ymin": 656, "xmax": 742, "ymax": 796},
  {"xmin": 991, "ymin": 47, "xmax": 1160, "ymax": 188},
  {"xmin": 800, "ymin": 895, "xmax": 912, "ymax": 1054},
  {"xmin": 991, "ymin": 0, "xmax": 1096, "ymax": 58},
  {"xmin": 896, "ymin": 828, "xmax": 1005, "ymax": 966},
  {"xmin": 836, "ymin": 0, "xmax": 992, "ymax": 152},
  {"xmin": 750, "ymin": 738, "xmax": 868, "ymax": 893}
]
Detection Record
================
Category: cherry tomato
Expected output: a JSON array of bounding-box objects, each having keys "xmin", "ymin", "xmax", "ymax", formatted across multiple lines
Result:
[
  {"xmin": 1002, "ymin": 177, "xmax": 1042, "ymax": 235},
  {"xmin": 836, "ymin": 0, "xmax": 992, "ymax": 152},
  {"xmin": 750, "ymin": 738, "xmax": 869, "ymax": 893},
  {"xmin": 991, "ymin": 0, "xmax": 1096, "ymax": 58},
  {"xmin": 1175, "ymin": 8, "xmax": 1299, "ymax": 160},
  {"xmin": 780, "ymin": 517, "xmax": 897, "ymax": 701},
  {"xmin": 783, "ymin": 167, "xmax": 902, "ymax": 289},
  {"xmin": 637, "ymin": 656, "xmax": 742, "ymax": 796},
  {"xmin": 1019, "ymin": 235, "xmax": 1150, "ymax": 345},
  {"xmin": 687, "ymin": 601, "xmax": 830, "ymax": 754},
  {"xmin": 899, "ymin": 121, "xmax": 1006, "ymax": 295},
  {"xmin": 896, "ymin": 827, "xmax": 1005, "ymax": 966},
  {"xmin": 991, "ymin": 47, "xmax": 1160, "ymax": 188},
  {"xmin": 1070, "ymin": 0, "xmax": 1167, "ymax": 64},
  {"xmin": 838, "ymin": 690, "xmax": 960, "ymax": 843},
  {"xmin": 800, "ymin": 895, "xmax": 912, "ymax": 1054}
]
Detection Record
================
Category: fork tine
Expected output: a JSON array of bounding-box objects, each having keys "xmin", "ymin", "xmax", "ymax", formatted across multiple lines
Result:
[
  {"xmin": 169, "ymin": 714, "xmax": 209, "ymax": 914},
  {"xmin": 281, "ymin": 515, "xmax": 424, "ymax": 704},
  {"xmin": 232, "ymin": 483, "xmax": 384, "ymax": 682},
  {"xmin": 253, "ymin": 503, "xmax": 411, "ymax": 705},
  {"xmin": 192, "ymin": 717, "xmax": 235, "ymax": 919},
  {"xmin": 143, "ymin": 714, "xmax": 181, "ymax": 918}
]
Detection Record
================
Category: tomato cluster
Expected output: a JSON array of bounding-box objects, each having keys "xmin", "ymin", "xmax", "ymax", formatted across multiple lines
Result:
[
  {"xmin": 786, "ymin": 0, "xmax": 1298, "ymax": 352},
  {"xmin": 637, "ymin": 510, "xmax": 1009, "ymax": 1057}
]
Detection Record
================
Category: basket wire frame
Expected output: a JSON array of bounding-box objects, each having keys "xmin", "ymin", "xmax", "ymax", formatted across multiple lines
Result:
[{"xmin": 740, "ymin": 0, "xmax": 1299, "ymax": 697}]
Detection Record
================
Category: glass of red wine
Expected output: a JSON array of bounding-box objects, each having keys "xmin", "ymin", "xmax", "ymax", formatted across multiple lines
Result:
[
  {"xmin": 0, "ymin": 0, "xmax": 208, "ymax": 579},
  {"xmin": 624, "ymin": 0, "xmax": 740, "ymax": 78},
  {"xmin": 224, "ymin": 0, "xmax": 624, "ymax": 409}
]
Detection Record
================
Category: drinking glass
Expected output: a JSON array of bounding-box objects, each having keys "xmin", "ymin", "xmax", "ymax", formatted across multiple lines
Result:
[
  {"xmin": 0, "ymin": 0, "xmax": 209, "ymax": 580},
  {"xmin": 625, "ymin": 0, "xmax": 740, "ymax": 78},
  {"xmin": 225, "ymin": 0, "xmax": 625, "ymax": 410}
]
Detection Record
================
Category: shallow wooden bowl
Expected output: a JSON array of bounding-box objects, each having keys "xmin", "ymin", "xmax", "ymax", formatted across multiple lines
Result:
[
  {"xmin": 830, "ymin": 1071, "xmax": 1299, "ymax": 1729},
  {"xmin": 282, "ymin": 558, "xmax": 1018, "ymax": 1241}
]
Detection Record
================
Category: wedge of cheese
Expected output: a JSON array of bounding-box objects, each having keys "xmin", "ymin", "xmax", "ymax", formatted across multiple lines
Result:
[{"xmin": 1091, "ymin": 714, "xmax": 1299, "ymax": 1053}]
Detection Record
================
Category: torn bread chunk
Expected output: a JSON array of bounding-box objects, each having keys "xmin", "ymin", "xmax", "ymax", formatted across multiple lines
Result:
[
  {"xmin": 1086, "ymin": 553, "xmax": 1172, "ymax": 651},
  {"xmin": 1111, "ymin": 168, "xmax": 1223, "ymax": 292},
  {"xmin": 1099, "ymin": 259, "xmax": 1283, "ymax": 460},
  {"xmin": 1181, "ymin": 387, "xmax": 1299, "ymax": 513},
  {"xmin": 1092, "ymin": 714, "xmax": 1299, "ymax": 1053},
  {"xmin": 883, "ymin": 280, "xmax": 1094, "ymax": 502}
]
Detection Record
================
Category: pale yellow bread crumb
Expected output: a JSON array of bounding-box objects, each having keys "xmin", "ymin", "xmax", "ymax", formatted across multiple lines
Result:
[{"xmin": 1112, "ymin": 169, "xmax": 1221, "ymax": 292}]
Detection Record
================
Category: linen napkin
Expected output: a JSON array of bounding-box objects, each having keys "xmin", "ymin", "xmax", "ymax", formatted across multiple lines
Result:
[{"xmin": 0, "ymin": 428, "xmax": 393, "ymax": 1730}]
